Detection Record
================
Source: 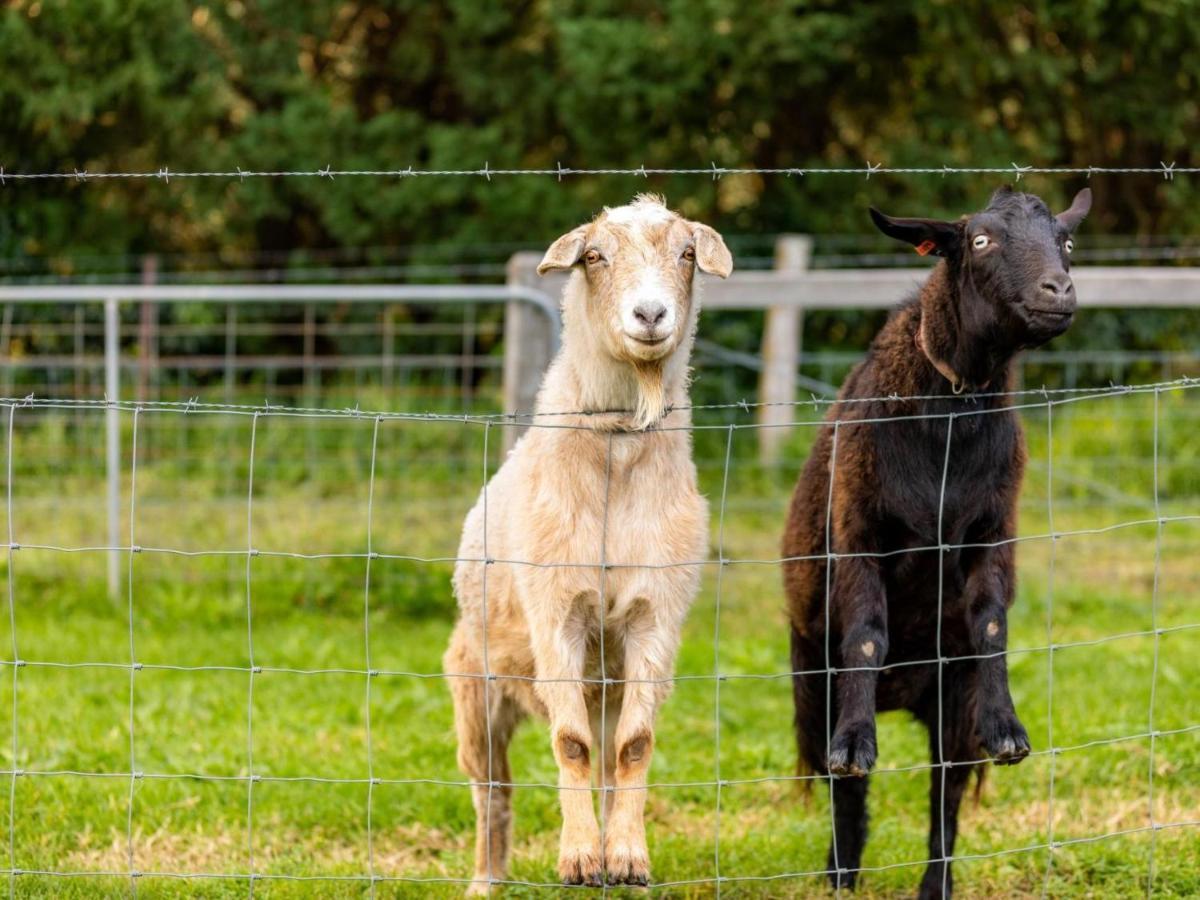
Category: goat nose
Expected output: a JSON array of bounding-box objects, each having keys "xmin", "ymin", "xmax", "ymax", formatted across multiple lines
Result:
[
  {"xmin": 633, "ymin": 302, "xmax": 668, "ymax": 327},
  {"xmin": 1039, "ymin": 273, "xmax": 1073, "ymax": 297}
]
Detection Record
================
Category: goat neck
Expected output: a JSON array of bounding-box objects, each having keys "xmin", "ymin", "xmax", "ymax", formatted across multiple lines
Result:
[
  {"xmin": 537, "ymin": 271, "xmax": 696, "ymax": 432},
  {"xmin": 914, "ymin": 262, "xmax": 1011, "ymax": 396}
]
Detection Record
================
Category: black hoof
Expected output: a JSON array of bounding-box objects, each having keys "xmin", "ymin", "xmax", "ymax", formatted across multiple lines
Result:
[
  {"xmin": 606, "ymin": 871, "xmax": 649, "ymax": 887},
  {"xmin": 980, "ymin": 711, "xmax": 1030, "ymax": 765},
  {"xmin": 827, "ymin": 721, "xmax": 877, "ymax": 777},
  {"xmin": 826, "ymin": 865, "xmax": 858, "ymax": 891}
]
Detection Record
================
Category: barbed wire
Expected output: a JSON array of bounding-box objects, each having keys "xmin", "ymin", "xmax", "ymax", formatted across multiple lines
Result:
[{"xmin": 1, "ymin": 162, "xmax": 1195, "ymax": 185}]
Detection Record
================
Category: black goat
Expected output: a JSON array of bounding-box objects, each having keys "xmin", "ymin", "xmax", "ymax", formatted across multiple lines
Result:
[{"xmin": 782, "ymin": 187, "xmax": 1092, "ymax": 898}]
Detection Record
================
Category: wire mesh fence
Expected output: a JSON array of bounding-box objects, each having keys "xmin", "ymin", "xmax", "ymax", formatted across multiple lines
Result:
[{"xmin": 0, "ymin": 377, "xmax": 1196, "ymax": 895}]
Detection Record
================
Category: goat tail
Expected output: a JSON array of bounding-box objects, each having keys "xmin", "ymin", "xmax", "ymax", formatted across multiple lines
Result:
[
  {"xmin": 972, "ymin": 762, "xmax": 989, "ymax": 806},
  {"xmin": 789, "ymin": 622, "xmax": 825, "ymax": 799}
]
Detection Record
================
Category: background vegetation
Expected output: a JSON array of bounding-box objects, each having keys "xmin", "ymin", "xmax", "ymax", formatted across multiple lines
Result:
[{"xmin": 4, "ymin": 1, "xmax": 1200, "ymax": 390}]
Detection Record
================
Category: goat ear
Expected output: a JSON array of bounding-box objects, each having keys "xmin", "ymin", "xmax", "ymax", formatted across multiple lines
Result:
[
  {"xmin": 1056, "ymin": 188, "xmax": 1092, "ymax": 232},
  {"xmin": 692, "ymin": 223, "xmax": 733, "ymax": 278},
  {"xmin": 537, "ymin": 225, "xmax": 589, "ymax": 275},
  {"xmin": 869, "ymin": 208, "xmax": 961, "ymax": 257}
]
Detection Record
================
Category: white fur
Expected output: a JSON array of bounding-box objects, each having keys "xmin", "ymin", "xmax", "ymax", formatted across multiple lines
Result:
[{"xmin": 444, "ymin": 197, "xmax": 722, "ymax": 891}]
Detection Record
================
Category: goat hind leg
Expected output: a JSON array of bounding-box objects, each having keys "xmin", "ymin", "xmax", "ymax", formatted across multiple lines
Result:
[
  {"xmin": 917, "ymin": 686, "xmax": 976, "ymax": 900},
  {"xmin": 918, "ymin": 760, "xmax": 973, "ymax": 900},
  {"xmin": 448, "ymin": 660, "xmax": 520, "ymax": 895},
  {"xmin": 826, "ymin": 775, "xmax": 870, "ymax": 890}
]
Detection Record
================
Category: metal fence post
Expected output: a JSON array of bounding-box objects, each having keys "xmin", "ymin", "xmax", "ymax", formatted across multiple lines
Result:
[
  {"xmin": 105, "ymin": 297, "xmax": 121, "ymax": 600},
  {"xmin": 503, "ymin": 252, "xmax": 557, "ymax": 453},
  {"xmin": 758, "ymin": 235, "xmax": 812, "ymax": 465}
]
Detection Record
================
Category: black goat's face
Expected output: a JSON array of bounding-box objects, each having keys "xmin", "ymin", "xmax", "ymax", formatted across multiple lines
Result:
[{"xmin": 870, "ymin": 187, "xmax": 1092, "ymax": 348}]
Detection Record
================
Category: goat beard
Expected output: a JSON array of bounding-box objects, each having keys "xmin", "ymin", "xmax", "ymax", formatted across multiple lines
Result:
[{"xmin": 630, "ymin": 359, "xmax": 667, "ymax": 430}]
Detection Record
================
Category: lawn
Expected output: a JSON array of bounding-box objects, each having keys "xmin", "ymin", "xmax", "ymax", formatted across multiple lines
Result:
[{"xmin": 0, "ymin": 383, "xmax": 1196, "ymax": 897}]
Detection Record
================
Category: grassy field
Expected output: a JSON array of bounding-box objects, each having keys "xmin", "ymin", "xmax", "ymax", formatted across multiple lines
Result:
[{"xmin": 0, "ymin": 383, "xmax": 1196, "ymax": 897}]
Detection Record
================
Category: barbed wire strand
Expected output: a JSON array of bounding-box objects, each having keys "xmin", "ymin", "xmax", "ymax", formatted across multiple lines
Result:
[{"xmin": 1, "ymin": 163, "xmax": 1196, "ymax": 184}]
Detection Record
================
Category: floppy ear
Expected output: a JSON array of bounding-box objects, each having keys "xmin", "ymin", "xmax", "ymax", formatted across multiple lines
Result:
[
  {"xmin": 869, "ymin": 208, "xmax": 961, "ymax": 257},
  {"xmin": 537, "ymin": 225, "xmax": 589, "ymax": 275},
  {"xmin": 692, "ymin": 223, "xmax": 733, "ymax": 278},
  {"xmin": 1056, "ymin": 187, "xmax": 1092, "ymax": 232}
]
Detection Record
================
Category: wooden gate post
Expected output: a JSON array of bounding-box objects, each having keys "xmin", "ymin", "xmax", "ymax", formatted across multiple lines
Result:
[
  {"xmin": 503, "ymin": 253, "xmax": 558, "ymax": 454},
  {"xmin": 758, "ymin": 235, "xmax": 812, "ymax": 465}
]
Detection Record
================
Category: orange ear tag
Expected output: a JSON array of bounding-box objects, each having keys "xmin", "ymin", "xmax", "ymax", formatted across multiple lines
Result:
[{"xmin": 915, "ymin": 240, "xmax": 937, "ymax": 256}]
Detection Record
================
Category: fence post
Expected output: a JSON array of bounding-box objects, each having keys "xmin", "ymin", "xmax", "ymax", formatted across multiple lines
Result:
[
  {"xmin": 758, "ymin": 235, "xmax": 812, "ymax": 465},
  {"xmin": 105, "ymin": 297, "xmax": 121, "ymax": 601},
  {"xmin": 503, "ymin": 252, "xmax": 556, "ymax": 453}
]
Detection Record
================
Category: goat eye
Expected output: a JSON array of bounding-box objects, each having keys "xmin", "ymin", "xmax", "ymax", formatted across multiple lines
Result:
[
  {"xmin": 681, "ymin": 246, "xmax": 696, "ymax": 262},
  {"xmin": 1064, "ymin": 239, "xmax": 1074, "ymax": 254},
  {"xmin": 971, "ymin": 234, "xmax": 990, "ymax": 250},
  {"xmin": 583, "ymin": 250, "xmax": 601, "ymax": 264}
]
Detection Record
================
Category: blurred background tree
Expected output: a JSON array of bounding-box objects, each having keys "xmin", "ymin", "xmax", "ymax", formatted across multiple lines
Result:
[
  {"xmin": 1, "ymin": 0, "xmax": 1198, "ymax": 389},
  {"xmin": 3, "ymin": 0, "xmax": 1198, "ymax": 262}
]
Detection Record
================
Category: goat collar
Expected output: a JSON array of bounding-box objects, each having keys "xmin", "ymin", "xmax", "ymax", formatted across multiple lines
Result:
[{"xmin": 915, "ymin": 319, "xmax": 988, "ymax": 395}]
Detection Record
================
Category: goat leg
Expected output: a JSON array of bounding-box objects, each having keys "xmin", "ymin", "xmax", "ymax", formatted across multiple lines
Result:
[
  {"xmin": 602, "ymin": 598, "xmax": 685, "ymax": 886},
  {"xmin": 827, "ymin": 555, "xmax": 887, "ymax": 777},
  {"xmin": 964, "ymin": 544, "xmax": 1029, "ymax": 764},
  {"xmin": 529, "ymin": 600, "xmax": 603, "ymax": 887}
]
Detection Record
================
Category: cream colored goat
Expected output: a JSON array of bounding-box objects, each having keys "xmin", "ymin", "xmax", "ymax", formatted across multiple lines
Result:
[{"xmin": 444, "ymin": 195, "xmax": 731, "ymax": 892}]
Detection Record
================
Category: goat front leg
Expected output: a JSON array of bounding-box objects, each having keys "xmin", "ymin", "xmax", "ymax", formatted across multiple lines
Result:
[
  {"xmin": 963, "ymin": 542, "xmax": 1029, "ymax": 764},
  {"xmin": 827, "ymin": 553, "xmax": 887, "ymax": 777},
  {"xmin": 601, "ymin": 599, "xmax": 682, "ymax": 886},
  {"xmin": 530, "ymin": 595, "xmax": 603, "ymax": 886}
]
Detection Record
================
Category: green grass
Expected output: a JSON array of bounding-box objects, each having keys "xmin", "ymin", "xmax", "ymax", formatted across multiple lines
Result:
[{"xmin": 0, "ymin": 386, "xmax": 1196, "ymax": 897}]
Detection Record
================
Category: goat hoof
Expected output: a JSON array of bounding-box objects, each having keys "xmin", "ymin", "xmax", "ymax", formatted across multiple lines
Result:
[
  {"xmin": 828, "ymin": 721, "xmax": 877, "ymax": 777},
  {"xmin": 981, "ymin": 712, "xmax": 1030, "ymax": 765},
  {"xmin": 559, "ymin": 844, "xmax": 603, "ymax": 886},
  {"xmin": 826, "ymin": 865, "xmax": 858, "ymax": 891},
  {"xmin": 606, "ymin": 871, "xmax": 650, "ymax": 888},
  {"xmin": 604, "ymin": 840, "xmax": 650, "ymax": 886}
]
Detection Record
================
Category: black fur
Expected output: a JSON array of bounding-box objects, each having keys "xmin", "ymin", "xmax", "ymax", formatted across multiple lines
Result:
[{"xmin": 782, "ymin": 188, "xmax": 1091, "ymax": 897}]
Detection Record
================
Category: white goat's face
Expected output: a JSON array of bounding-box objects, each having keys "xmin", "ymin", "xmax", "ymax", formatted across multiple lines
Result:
[{"xmin": 538, "ymin": 195, "xmax": 733, "ymax": 363}]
